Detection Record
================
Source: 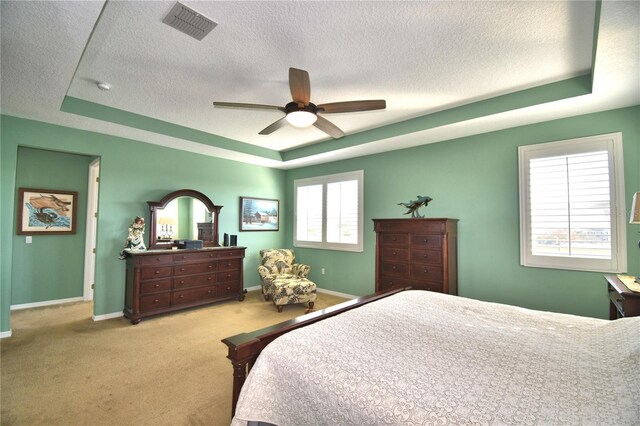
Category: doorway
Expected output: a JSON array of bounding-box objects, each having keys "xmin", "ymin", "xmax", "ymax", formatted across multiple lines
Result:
[{"xmin": 83, "ymin": 158, "xmax": 100, "ymax": 302}]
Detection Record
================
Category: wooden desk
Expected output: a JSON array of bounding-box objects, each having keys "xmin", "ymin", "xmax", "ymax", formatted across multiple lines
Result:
[{"xmin": 604, "ymin": 275, "xmax": 640, "ymax": 319}]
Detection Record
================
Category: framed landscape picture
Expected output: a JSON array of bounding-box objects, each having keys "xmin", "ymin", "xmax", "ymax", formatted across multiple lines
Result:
[
  {"xmin": 17, "ymin": 188, "xmax": 78, "ymax": 235},
  {"xmin": 239, "ymin": 197, "xmax": 279, "ymax": 231}
]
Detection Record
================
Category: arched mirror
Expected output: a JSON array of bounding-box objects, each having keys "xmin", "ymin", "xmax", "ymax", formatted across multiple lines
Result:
[{"xmin": 147, "ymin": 189, "xmax": 222, "ymax": 249}]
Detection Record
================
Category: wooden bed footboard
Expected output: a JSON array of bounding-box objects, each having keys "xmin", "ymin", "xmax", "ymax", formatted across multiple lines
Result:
[{"xmin": 221, "ymin": 286, "xmax": 412, "ymax": 417}]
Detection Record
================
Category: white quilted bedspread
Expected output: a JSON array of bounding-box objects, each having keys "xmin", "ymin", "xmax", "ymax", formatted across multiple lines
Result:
[{"xmin": 232, "ymin": 290, "xmax": 640, "ymax": 425}]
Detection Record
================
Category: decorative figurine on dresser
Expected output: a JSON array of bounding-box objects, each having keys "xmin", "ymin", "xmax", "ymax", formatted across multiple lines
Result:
[
  {"xmin": 118, "ymin": 216, "xmax": 146, "ymax": 259},
  {"xmin": 122, "ymin": 189, "xmax": 246, "ymax": 324},
  {"xmin": 373, "ymin": 218, "xmax": 458, "ymax": 295}
]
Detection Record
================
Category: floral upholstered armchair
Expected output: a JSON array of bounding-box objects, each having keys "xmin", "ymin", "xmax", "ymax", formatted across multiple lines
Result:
[
  {"xmin": 257, "ymin": 249, "xmax": 317, "ymax": 312},
  {"xmin": 257, "ymin": 249, "xmax": 310, "ymax": 300}
]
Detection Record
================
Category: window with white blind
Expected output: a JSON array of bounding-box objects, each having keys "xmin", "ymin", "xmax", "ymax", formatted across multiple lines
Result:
[
  {"xmin": 294, "ymin": 170, "xmax": 364, "ymax": 252},
  {"xmin": 518, "ymin": 133, "xmax": 627, "ymax": 273}
]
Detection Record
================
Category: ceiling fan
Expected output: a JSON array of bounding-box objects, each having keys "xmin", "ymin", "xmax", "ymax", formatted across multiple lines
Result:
[{"xmin": 213, "ymin": 68, "xmax": 386, "ymax": 139}]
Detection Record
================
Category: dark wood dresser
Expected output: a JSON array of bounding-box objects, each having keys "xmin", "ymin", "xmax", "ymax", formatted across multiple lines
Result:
[
  {"xmin": 373, "ymin": 218, "xmax": 458, "ymax": 295},
  {"xmin": 605, "ymin": 274, "xmax": 640, "ymax": 319},
  {"xmin": 124, "ymin": 247, "xmax": 246, "ymax": 324}
]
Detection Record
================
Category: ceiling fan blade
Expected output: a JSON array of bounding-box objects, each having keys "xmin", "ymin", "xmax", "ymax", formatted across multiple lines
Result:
[
  {"xmin": 214, "ymin": 102, "xmax": 285, "ymax": 112},
  {"xmin": 313, "ymin": 116, "xmax": 344, "ymax": 139},
  {"xmin": 289, "ymin": 68, "xmax": 311, "ymax": 106},
  {"xmin": 259, "ymin": 117, "xmax": 288, "ymax": 135},
  {"xmin": 317, "ymin": 100, "xmax": 386, "ymax": 114}
]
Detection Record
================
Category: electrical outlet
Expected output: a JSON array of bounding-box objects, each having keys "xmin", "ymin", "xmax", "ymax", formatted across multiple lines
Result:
[
  {"xmin": 321, "ymin": 268, "xmax": 325, "ymax": 275},
  {"xmin": 26, "ymin": 236, "xmax": 32, "ymax": 244}
]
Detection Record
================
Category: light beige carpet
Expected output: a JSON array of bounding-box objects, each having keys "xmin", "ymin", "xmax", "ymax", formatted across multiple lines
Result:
[{"xmin": 0, "ymin": 290, "xmax": 348, "ymax": 426}]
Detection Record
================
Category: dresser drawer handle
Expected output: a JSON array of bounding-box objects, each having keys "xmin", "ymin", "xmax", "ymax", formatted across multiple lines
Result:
[
  {"xmin": 208, "ymin": 276, "xmax": 213, "ymax": 281},
  {"xmin": 155, "ymin": 258, "xmax": 161, "ymax": 262},
  {"xmin": 179, "ymin": 295, "xmax": 184, "ymax": 299},
  {"xmin": 392, "ymin": 251, "xmax": 397, "ymax": 255},
  {"xmin": 179, "ymin": 268, "xmax": 185, "ymax": 272},
  {"xmin": 154, "ymin": 270, "xmax": 161, "ymax": 275},
  {"xmin": 423, "ymin": 268, "xmax": 429, "ymax": 273},
  {"xmin": 226, "ymin": 286, "xmax": 231, "ymax": 291},
  {"xmin": 153, "ymin": 299, "xmax": 160, "ymax": 303},
  {"xmin": 208, "ymin": 265, "xmax": 213, "ymax": 269},
  {"xmin": 179, "ymin": 280, "xmax": 184, "ymax": 285},
  {"xmin": 423, "ymin": 238, "xmax": 428, "ymax": 243},
  {"xmin": 154, "ymin": 284, "xmax": 160, "ymax": 288},
  {"xmin": 209, "ymin": 253, "xmax": 215, "ymax": 257},
  {"xmin": 392, "ymin": 266, "xmax": 397, "ymax": 270},
  {"xmin": 207, "ymin": 290, "xmax": 212, "ymax": 294}
]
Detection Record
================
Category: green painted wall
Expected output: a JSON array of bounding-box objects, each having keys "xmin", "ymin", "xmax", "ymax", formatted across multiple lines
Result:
[
  {"xmin": 1, "ymin": 115, "xmax": 286, "ymax": 332},
  {"xmin": 285, "ymin": 106, "xmax": 640, "ymax": 319},
  {"xmin": 12, "ymin": 147, "xmax": 92, "ymax": 304},
  {"xmin": 2, "ymin": 106, "xmax": 639, "ymax": 333}
]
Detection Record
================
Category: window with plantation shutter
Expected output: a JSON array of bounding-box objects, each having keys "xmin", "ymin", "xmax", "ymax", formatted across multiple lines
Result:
[
  {"xmin": 294, "ymin": 170, "xmax": 364, "ymax": 252},
  {"xmin": 519, "ymin": 133, "xmax": 627, "ymax": 273}
]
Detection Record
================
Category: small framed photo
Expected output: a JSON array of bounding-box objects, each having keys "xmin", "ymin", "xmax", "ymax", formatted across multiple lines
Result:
[
  {"xmin": 17, "ymin": 188, "xmax": 78, "ymax": 235},
  {"xmin": 239, "ymin": 197, "xmax": 279, "ymax": 231}
]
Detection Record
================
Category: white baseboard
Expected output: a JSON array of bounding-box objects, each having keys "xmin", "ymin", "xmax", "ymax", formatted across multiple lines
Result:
[
  {"xmin": 93, "ymin": 311, "xmax": 123, "ymax": 321},
  {"xmin": 10, "ymin": 296, "xmax": 84, "ymax": 311},
  {"xmin": 245, "ymin": 285, "xmax": 260, "ymax": 292},
  {"xmin": 0, "ymin": 329, "xmax": 12, "ymax": 339},
  {"xmin": 316, "ymin": 288, "xmax": 357, "ymax": 299}
]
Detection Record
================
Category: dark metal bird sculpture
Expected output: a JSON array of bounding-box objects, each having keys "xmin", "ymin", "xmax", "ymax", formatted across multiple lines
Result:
[{"xmin": 398, "ymin": 195, "xmax": 433, "ymax": 218}]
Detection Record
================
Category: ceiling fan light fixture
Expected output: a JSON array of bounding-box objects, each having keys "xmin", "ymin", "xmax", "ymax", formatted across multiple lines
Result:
[{"xmin": 286, "ymin": 110, "xmax": 317, "ymax": 128}]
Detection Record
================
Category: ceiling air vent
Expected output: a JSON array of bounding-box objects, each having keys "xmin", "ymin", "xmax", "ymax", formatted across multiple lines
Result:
[{"xmin": 162, "ymin": 2, "xmax": 217, "ymax": 41}]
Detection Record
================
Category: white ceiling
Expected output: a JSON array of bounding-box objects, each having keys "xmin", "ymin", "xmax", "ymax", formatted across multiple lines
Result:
[{"xmin": 1, "ymin": 1, "xmax": 639, "ymax": 169}]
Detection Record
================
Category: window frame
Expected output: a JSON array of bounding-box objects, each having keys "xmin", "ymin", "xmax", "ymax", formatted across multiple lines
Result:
[
  {"xmin": 518, "ymin": 132, "xmax": 627, "ymax": 273},
  {"xmin": 294, "ymin": 170, "xmax": 364, "ymax": 252}
]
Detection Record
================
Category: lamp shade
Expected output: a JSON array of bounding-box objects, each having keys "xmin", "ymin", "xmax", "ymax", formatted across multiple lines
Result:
[
  {"xmin": 286, "ymin": 110, "xmax": 317, "ymax": 128},
  {"xmin": 630, "ymin": 192, "xmax": 640, "ymax": 224}
]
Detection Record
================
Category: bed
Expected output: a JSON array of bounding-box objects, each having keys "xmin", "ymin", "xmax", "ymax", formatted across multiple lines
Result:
[{"xmin": 223, "ymin": 287, "xmax": 640, "ymax": 425}]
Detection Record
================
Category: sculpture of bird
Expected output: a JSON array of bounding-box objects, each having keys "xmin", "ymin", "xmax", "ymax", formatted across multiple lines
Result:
[{"xmin": 398, "ymin": 195, "xmax": 433, "ymax": 218}]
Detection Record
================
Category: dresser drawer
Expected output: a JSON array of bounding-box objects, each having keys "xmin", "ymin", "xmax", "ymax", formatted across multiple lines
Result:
[
  {"xmin": 140, "ymin": 266, "xmax": 172, "ymax": 280},
  {"xmin": 174, "ymin": 274, "xmax": 216, "ymax": 289},
  {"xmin": 380, "ymin": 233, "xmax": 409, "ymax": 246},
  {"xmin": 218, "ymin": 281, "xmax": 241, "ymax": 297},
  {"xmin": 140, "ymin": 292, "xmax": 171, "ymax": 311},
  {"xmin": 173, "ymin": 251, "xmax": 219, "ymax": 263},
  {"xmin": 411, "ymin": 234, "xmax": 442, "ymax": 249},
  {"xmin": 174, "ymin": 262, "xmax": 217, "ymax": 276},
  {"xmin": 140, "ymin": 278, "xmax": 172, "ymax": 294},
  {"xmin": 217, "ymin": 270, "xmax": 240, "ymax": 283},
  {"xmin": 380, "ymin": 261, "xmax": 409, "ymax": 276},
  {"xmin": 381, "ymin": 247, "xmax": 409, "ymax": 262},
  {"xmin": 409, "ymin": 280, "xmax": 443, "ymax": 293},
  {"xmin": 410, "ymin": 264, "xmax": 443, "ymax": 281},
  {"xmin": 140, "ymin": 255, "xmax": 173, "ymax": 266},
  {"xmin": 411, "ymin": 249, "xmax": 442, "ymax": 265},
  {"xmin": 378, "ymin": 275, "xmax": 411, "ymax": 291},
  {"xmin": 173, "ymin": 286, "xmax": 216, "ymax": 305},
  {"xmin": 218, "ymin": 259, "xmax": 241, "ymax": 271},
  {"xmin": 218, "ymin": 249, "xmax": 242, "ymax": 258}
]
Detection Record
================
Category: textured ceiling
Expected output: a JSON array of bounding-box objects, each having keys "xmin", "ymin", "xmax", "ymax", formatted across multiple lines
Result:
[{"xmin": 1, "ymin": 1, "xmax": 639, "ymax": 169}]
